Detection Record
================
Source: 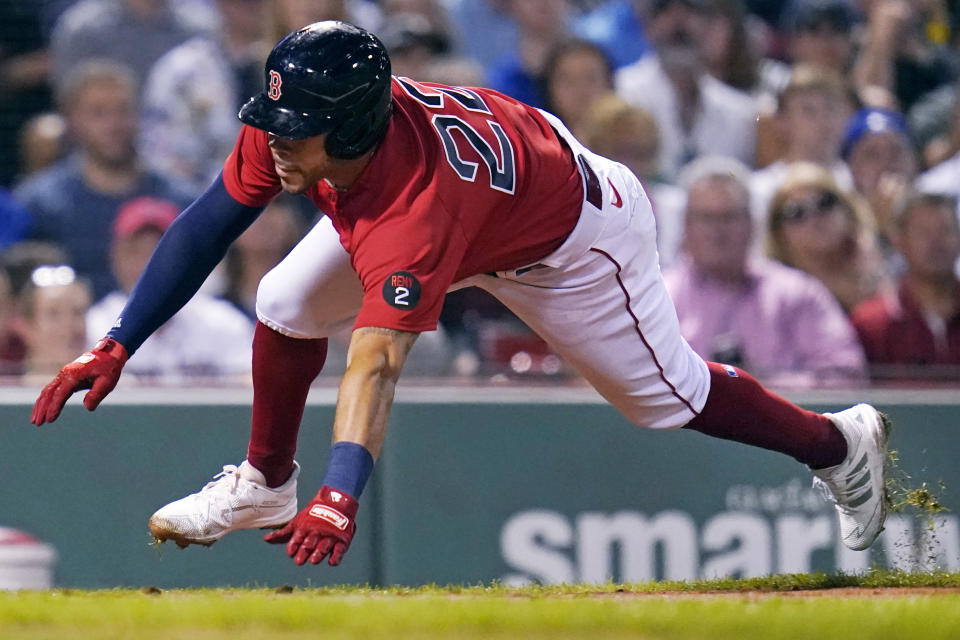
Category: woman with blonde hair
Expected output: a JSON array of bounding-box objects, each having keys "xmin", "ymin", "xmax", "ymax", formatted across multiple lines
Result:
[
  {"xmin": 766, "ymin": 162, "xmax": 892, "ymax": 312},
  {"xmin": 582, "ymin": 94, "xmax": 685, "ymax": 266}
]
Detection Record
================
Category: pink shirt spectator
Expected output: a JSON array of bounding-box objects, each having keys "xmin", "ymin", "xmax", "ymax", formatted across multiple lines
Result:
[{"xmin": 664, "ymin": 255, "xmax": 867, "ymax": 388}]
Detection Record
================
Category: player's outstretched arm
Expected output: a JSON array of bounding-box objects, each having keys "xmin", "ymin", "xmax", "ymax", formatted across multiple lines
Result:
[
  {"xmin": 264, "ymin": 326, "xmax": 419, "ymax": 565},
  {"xmin": 106, "ymin": 174, "xmax": 263, "ymax": 352},
  {"xmin": 329, "ymin": 326, "xmax": 419, "ymax": 458},
  {"xmin": 30, "ymin": 175, "xmax": 264, "ymax": 425}
]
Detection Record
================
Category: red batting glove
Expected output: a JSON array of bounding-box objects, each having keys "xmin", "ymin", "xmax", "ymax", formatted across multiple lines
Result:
[
  {"xmin": 264, "ymin": 485, "xmax": 358, "ymax": 566},
  {"xmin": 31, "ymin": 338, "xmax": 128, "ymax": 425}
]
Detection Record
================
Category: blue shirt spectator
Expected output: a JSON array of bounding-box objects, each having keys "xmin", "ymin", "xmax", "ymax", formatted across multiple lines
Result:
[
  {"xmin": 485, "ymin": 53, "xmax": 546, "ymax": 108},
  {"xmin": 442, "ymin": 0, "xmax": 518, "ymax": 68},
  {"xmin": 15, "ymin": 155, "xmax": 191, "ymax": 301},
  {"xmin": 0, "ymin": 189, "xmax": 31, "ymax": 251},
  {"xmin": 572, "ymin": 0, "xmax": 649, "ymax": 69},
  {"xmin": 17, "ymin": 60, "xmax": 194, "ymax": 301},
  {"xmin": 483, "ymin": 0, "xmax": 571, "ymax": 109}
]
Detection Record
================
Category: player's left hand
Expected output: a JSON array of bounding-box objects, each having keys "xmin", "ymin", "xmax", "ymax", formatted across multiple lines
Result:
[{"xmin": 264, "ymin": 485, "xmax": 358, "ymax": 566}]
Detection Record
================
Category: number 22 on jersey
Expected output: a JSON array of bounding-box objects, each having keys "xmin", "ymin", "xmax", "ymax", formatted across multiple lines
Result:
[{"xmin": 397, "ymin": 77, "xmax": 516, "ymax": 194}]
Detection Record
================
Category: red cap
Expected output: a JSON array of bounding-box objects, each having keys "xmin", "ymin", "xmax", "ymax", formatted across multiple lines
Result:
[{"xmin": 113, "ymin": 196, "xmax": 179, "ymax": 239}]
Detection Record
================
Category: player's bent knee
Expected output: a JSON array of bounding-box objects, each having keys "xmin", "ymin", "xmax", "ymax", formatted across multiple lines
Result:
[
  {"xmin": 618, "ymin": 378, "xmax": 709, "ymax": 429},
  {"xmin": 255, "ymin": 270, "xmax": 324, "ymax": 339}
]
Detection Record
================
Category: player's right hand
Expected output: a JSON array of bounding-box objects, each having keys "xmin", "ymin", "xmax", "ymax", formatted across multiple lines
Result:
[
  {"xmin": 264, "ymin": 485, "xmax": 359, "ymax": 566},
  {"xmin": 31, "ymin": 338, "xmax": 129, "ymax": 425}
]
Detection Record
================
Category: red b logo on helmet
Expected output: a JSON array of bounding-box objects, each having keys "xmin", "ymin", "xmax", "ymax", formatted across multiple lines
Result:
[{"xmin": 268, "ymin": 70, "xmax": 282, "ymax": 101}]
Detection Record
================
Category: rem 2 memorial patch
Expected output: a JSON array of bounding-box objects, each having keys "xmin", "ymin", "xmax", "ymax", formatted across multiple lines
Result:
[{"xmin": 383, "ymin": 271, "xmax": 421, "ymax": 309}]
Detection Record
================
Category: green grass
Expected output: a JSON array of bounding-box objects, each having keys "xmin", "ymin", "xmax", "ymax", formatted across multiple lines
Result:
[{"xmin": 2, "ymin": 572, "xmax": 960, "ymax": 639}]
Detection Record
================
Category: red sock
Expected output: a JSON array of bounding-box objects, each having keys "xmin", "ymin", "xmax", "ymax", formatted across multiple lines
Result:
[
  {"xmin": 683, "ymin": 362, "xmax": 846, "ymax": 469},
  {"xmin": 247, "ymin": 321, "xmax": 328, "ymax": 487}
]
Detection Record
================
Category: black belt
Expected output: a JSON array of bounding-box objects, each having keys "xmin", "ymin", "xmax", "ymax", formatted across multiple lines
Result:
[
  {"xmin": 548, "ymin": 124, "xmax": 603, "ymax": 211},
  {"xmin": 487, "ymin": 143, "xmax": 600, "ymax": 279},
  {"xmin": 577, "ymin": 154, "xmax": 603, "ymax": 210}
]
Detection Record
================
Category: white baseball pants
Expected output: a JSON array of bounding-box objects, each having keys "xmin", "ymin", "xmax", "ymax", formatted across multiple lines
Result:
[{"xmin": 257, "ymin": 133, "xmax": 710, "ymax": 430}]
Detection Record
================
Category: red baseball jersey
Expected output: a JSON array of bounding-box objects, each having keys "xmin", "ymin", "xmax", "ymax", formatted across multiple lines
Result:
[{"xmin": 223, "ymin": 77, "xmax": 583, "ymax": 332}]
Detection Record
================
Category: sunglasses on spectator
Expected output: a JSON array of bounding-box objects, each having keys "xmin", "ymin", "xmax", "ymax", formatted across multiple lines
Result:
[{"xmin": 778, "ymin": 191, "xmax": 841, "ymax": 223}]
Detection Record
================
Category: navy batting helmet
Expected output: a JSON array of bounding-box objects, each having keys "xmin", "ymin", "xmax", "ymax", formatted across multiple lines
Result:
[{"xmin": 239, "ymin": 21, "xmax": 392, "ymax": 158}]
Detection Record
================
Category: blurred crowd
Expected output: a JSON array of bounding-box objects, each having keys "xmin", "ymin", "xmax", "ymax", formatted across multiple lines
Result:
[{"xmin": 1, "ymin": 0, "xmax": 959, "ymax": 388}]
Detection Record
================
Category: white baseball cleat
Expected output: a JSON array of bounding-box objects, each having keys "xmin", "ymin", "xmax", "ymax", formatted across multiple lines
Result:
[
  {"xmin": 149, "ymin": 460, "xmax": 299, "ymax": 548},
  {"xmin": 813, "ymin": 404, "xmax": 890, "ymax": 551}
]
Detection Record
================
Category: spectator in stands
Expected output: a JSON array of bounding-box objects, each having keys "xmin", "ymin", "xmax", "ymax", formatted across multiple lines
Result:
[
  {"xmin": 916, "ymin": 86, "xmax": 960, "ymax": 199},
  {"xmin": 581, "ymin": 94, "xmax": 685, "ymax": 266},
  {"xmin": 443, "ymin": 0, "xmax": 517, "ymax": 69},
  {"xmin": 852, "ymin": 0, "xmax": 958, "ymax": 112},
  {"xmin": 86, "ymin": 196, "xmax": 254, "ymax": 382},
  {"xmin": 15, "ymin": 61, "xmax": 192, "ymax": 301},
  {"xmin": 701, "ymin": 0, "xmax": 760, "ymax": 94},
  {"xmin": 140, "ymin": 0, "xmax": 272, "ymax": 194},
  {"xmin": 378, "ymin": 11, "xmax": 453, "ymax": 80},
  {"xmin": 224, "ymin": 195, "xmax": 308, "ymax": 319},
  {"xmin": 752, "ymin": 1, "xmax": 861, "ymax": 107},
  {"xmin": 615, "ymin": 0, "xmax": 757, "ymax": 179},
  {"xmin": 542, "ymin": 39, "xmax": 613, "ymax": 140},
  {"xmin": 0, "ymin": 189, "xmax": 31, "ymax": 251},
  {"xmin": 0, "ymin": 269, "xmax": 24, "ymax": 377},
  {"xmin": 852, "ymin": 192, "xmax": 960, "ymax": 381},
  {"xmin": 842, "ymin": 107, "xmax": 918, "ymax": 242},
  {"xmin": 16, "ymin": 113, "xmax": 67, "ymax": 184},
  {"xmin": 752, "ymin": 0, "xmax": 861, "ymax": 168},
  {"xmin": 665, "ymin": 157, "xmax": 867, "ymax": 388},
  {"xmin": 0, "ymin": 241, "xmax": 69, "ymax": 299},
  {"xmin": 49, "ymin": 0, "xmax": 213, "ymax": 93},
  {"xmin": 0, "ymin": 1, "xmax": 52, "ymax": 187},
  {"xmin": 766, "ymin": 162, "xmax": 892, "ymax": 312},
  {"xmin": 572, "ymin": 0, "xmax": 650, "ymax": 69},
  {"xmin": 485, "ymin": 0, "xmax": 571, "ymax": 108},
  {"xmin": 0, "ymin": 241, "xmax": 69, "ymax": 376},
  {"xmin": 785, "ymin": 0, "xmax": 859, "ymax": 72},
  {"xmin": 750, "ymin": 65, "xmax": 855, "ymax": 222},
  {"xmin": 17, "ymin": 264, "xmax": 92, "ymax": 383},
  {"xmin": 908, "ymin": 76, "xmax": 959, "ymax": 170}
]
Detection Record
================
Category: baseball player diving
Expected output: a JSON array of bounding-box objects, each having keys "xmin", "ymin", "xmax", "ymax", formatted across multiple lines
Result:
[{"xmin": 32, "ymin": 22, "xmax": 890, "ymax": 567}]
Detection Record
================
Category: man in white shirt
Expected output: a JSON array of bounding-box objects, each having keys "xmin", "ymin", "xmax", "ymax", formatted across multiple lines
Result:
[
  {"xmin": 86, "ymin": 196, "xmax": 254, "ymax": 382},
  {"xmin": 614, "ymin": 0, "xmax": 757, "ymax": 179}
]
